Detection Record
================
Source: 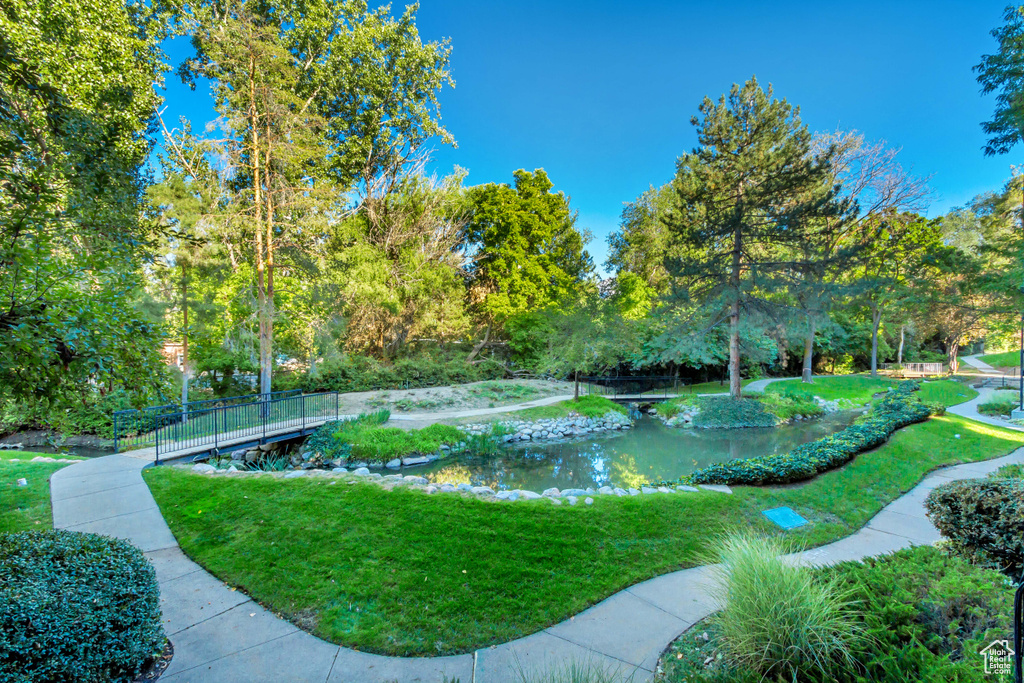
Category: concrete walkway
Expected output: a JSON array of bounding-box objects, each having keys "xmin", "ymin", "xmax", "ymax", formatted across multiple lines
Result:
[
  {"xmin": 960, "ymin": 354, "xmax": 997, "ymax": 372},
  {"xmin": 947, "ymin": 386, "xmax": 1024, "ymax": 432},
  {"xmin": 48, "ymin": 404, "xmax": 1024, "ymax": 682}
]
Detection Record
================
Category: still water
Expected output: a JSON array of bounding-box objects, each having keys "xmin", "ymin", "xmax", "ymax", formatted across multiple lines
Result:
[{"xmin": 414, "ymin": 411, "xmax": 861, "ymax": 491}]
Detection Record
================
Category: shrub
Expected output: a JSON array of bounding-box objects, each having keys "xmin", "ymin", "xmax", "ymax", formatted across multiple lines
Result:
[
  {"xmin": 712, "ymin": 533, "xmax": 861, "ymax": 679},
  {"xmin": 684, "ymin": 381, "xmax": 929, "ymax": 485},
  {"xmin": 301, "ymin": 351, "xmax": 507, "ymax": 393},
  {"xmin": 305, "ymin": 410, "xmax": 464, "ymax": 464},
  {"xmin": 0, "ymin": 530, "xmax": 164, "ymax": 683},
  {"xmin": 756, "ymin": 390, "xmax": 824, "ymax": 420},
  {"xmin": 977, "ymin": 397, "xmax": 1016, "ymax": 416},
  {"xmin": 925, "ymin": 477, "xmax": 1024, "ymax": 578},
  {"xmin": 566, "ymin": 395, "xmax": 627, "ymax": 418},
  {"xmin": 820, "ymin": 546, "xmax": 1013, "ymax": 682},
  {"xmin": 692, "ymin": 397, "xmax": 776, "ymax": 429},
  {"xmin": 924, "ymin": 400, "xmax": 947, "ymax": 416}
]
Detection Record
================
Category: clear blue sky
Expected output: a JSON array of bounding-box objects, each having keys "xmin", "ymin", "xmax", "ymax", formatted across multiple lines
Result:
[{"xmin": 159, "ymin": 0, "xmax": 1015, "ymax": 275}]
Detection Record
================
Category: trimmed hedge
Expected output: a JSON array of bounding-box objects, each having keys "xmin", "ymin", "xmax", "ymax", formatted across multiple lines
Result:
[
  {"xmin": 0, "ymin": 530, "xmax": 164, "ymax": 683},
  {"xmin": 925, "ymin": 477, "xmax": 1024, "ymax": 579},
  {"xmin": 682, "ymin": 381, "xmax": 931, "ymax": 486}
]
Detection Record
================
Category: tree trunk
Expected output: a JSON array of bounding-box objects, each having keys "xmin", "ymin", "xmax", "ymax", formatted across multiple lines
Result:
[
  {"xmin": 869, "ymin": 303, "xmax": 882, "ymax": 378},
  {"xmin": 181, "ymin": 267, "xmax": 189, "ymax": 423},
  {"xmin": 466, "ymin": 325, "xmax": 491, "ymax": 363},
  {"xmin": 261, "ymin": 127, "xmax": 275, "ymax": 399},
  {"xmin": 574, "ymin": 370, "xmax": 580, "ymax": 401},
  {"xmin": 801, "ymin": 315, "xmax": 815, "ymax": 384},
  {"xmin": 728, "ymin": 223, "xmax": 742, "ymax": 399},
  {"xmin": 249, "ymin": 56, "xmax": 272, "ymax": 401},
  {"xmin": 897, "ymin": 325, "xmax": 905, "ymax": 365},
  {"xmin": 948, "ymin": 339, "xmax": 960, "ymax": 374}
]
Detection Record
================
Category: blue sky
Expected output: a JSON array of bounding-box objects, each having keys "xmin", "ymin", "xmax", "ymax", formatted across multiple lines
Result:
[{"xmin": 159, "ymin": 0, "xmax": 1015, "ymax": 275}]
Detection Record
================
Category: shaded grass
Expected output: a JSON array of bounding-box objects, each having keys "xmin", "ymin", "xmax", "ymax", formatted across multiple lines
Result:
[
  {"xmin": 916, "ymin": 379, "xmax": 978, "ymax": 407},
  {"xmin": 765, "ymin": 376, "xmax": 897, "ymax": 404},
  {"xmin": 0, "ymin": 455, "xmax": 79, "ymax": 532},
  {"xmin": 144, "ymin": 412, "xmax": 1024, "ymax": 657}
]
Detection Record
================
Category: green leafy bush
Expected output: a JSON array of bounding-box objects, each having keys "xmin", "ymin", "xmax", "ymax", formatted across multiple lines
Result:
[
  {"xmin": 566, "ymin": 395, "xmax": 627, "ymax": 418},
  {"xmin": 977, "ymin": 398, "xmax": 1016, "ymax": 416},
  {"xmin": 305, "ymin": 410, "xmax": 464, "ymax": 463},
  {"xmin": 756, "ymin": 390, "xmax": 824, "ymax": 420},
  {"xmin": 712, "ymin": 533, "xmax": 861, "ymax": 679},
  {"xmin": 684, "ymin": 381, "xmax": 930, "ymax": 485},
  {"xmin": 0, "ymin": 530, "xmax": 164, "ymax": 683},
  {"xmin": 693, "ymin": 397, "xmax": 776, "ymax": 428},
  {"xmin": 925, "ymin": 477, "xmax": 1024, "ymax": 578}
]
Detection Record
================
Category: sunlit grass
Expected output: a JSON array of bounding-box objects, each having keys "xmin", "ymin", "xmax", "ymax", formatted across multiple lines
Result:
[
  {"xmin": 144, "ymin": 412, "xmax": 1024, "ymax": 656},
  {"xmin": 0, "ymin": 457, "xmax": 79, "ymax": 532},
  {"xmin": 765, "ymin": 376, "xmax": 897, "ymax": 404}
]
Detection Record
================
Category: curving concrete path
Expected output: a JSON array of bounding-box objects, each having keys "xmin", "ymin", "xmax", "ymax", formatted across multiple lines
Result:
[{"xmin": 48, "ymin": 401, "xmax": 1024, "ymax": 682}]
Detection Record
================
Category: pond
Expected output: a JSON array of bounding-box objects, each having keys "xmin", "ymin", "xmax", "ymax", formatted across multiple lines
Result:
[{"xmin": 410, "ymin": 410, "xmax": 862, "ymax": 492}]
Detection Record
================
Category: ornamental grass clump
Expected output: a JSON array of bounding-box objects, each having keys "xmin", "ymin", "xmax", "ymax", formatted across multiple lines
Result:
[{"xmin": 712, "ymin": 533, "xmax": 863, "ymax": 680}]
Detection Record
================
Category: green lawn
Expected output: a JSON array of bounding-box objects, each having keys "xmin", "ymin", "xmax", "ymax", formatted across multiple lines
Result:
[
  {"xmin": 144, "ymin": 410, "xmax": 1023, "ymax": 657},
  {"xmin": 0, "ymin": 452, "xmax": 82, "ymax": 533},
  {"xmin": 765, "ymin": 375, "xmax": 898, "ymax": 404},
  {"xmin": 979, "ymin": 350, "xmax": 1021, "ymax": 367}
]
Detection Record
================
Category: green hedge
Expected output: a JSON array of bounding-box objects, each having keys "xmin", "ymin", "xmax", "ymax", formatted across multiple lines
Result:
[
  {"xmin": 297, "ymin": 352, "xmax": 508, "ymax": 394},
  {"xmin": 681, "ymin": 381, "xmax": 931, "ymax": 486},
  {"xmin": 925, "ymin": 477, "xmax": 1024, "ymax": 578},
  {"xmin": 0, "ymin": 530, "xmax": 164, "ymax": 683}
]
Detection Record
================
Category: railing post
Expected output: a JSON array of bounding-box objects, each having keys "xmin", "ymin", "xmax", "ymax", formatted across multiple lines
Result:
[
  {"xmin": 301, "ymin": 394, "xmax": 306, "ymax": 432},
  {"xmin": 113, "ymin": 413, "xmax": 120, "ymax": 454},
  {"xmin": 214, "ymin": 406, "xmax": 219, "ymax": 453},
  {"xmin": 155, "ymin": 415, "xmax": 161, "ymax": 466},
  {"xmin": 335, "ymin": 392, "xmax": 339, "ymax": 422}
]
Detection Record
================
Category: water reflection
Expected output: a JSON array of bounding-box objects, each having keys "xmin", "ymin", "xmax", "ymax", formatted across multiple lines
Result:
[{"xmin": 413, "ymin": 411, "xmax": 860, "ymax": 491}]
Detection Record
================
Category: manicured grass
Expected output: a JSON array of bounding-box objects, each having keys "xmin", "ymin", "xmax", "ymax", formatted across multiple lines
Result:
[
  {"xmin": 765, "ymin": 375, "xmax": 898, "ymax": 404},
  {"xmin": 682, "ymin": 379, "xmax": 755, "ymax": 394},
  {"xmin": 979, "ymin": 350, "xmax": 1021, "ymax": 367},
  {"xmin": 0, "ymin": 453, "xmax": 81, "ymax": 533},
  {"xmin": 144, "ymin": 412, "xmax": 1024, "ymax": 656},
  {"xmin": 916, "ymin": 379, "xmax": 978, "ymax": 407}
]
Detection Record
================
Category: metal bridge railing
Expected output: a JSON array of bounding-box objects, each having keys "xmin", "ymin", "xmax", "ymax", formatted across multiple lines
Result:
[
  {"xmin": 581, "ymin": 376, "xmax": 681, "ymax": 399},
  {"xmin": 112, "ymin": 390, "xmax": 339, "ymax": 462}
]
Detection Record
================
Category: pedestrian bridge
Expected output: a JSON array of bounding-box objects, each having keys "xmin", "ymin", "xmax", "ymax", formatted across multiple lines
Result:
[{"xmin": 113, "ymin": 391, "xmax": 346, "ymax": 463}]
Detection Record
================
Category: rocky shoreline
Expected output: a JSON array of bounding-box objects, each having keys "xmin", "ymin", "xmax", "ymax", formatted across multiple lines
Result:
[
  {"xmin": 459, "ymin": 410, "xmax": 633, "ymax": 442},
  {"xmin": 185, "ymin": 461, "xmax": 732, "ymax": 504},
  {"xmin": 656, "ymin": 395, "xmax": 843, "ymax": 428}
]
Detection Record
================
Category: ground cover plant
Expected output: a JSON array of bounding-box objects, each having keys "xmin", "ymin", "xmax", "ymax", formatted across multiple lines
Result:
[
  {"xmin": 143, "ymin": 411, "xmax": 1024, "ymax": 656},
  {"xmin": 0, "ymin": 452, "xmax": 82, "ymax": 533},
  {"xmin": 691, "ymin": 397, "xmax": 776, "ymax": 428},
  {"xmin": 0, "ymin": 530, "xmax": 164, "ymax": 683},
  {"xmin": 305, "ymin": 410, "xmax": 465, "ymax": 463},
  {"xmin": 657, "ymin": 546, "xmax": 1013, "ymax": 683}
]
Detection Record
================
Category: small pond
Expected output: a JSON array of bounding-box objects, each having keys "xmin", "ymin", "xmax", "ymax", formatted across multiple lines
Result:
[{"xmin": 410, "ymin": 410, "xmax": 862, "ymax": 491}]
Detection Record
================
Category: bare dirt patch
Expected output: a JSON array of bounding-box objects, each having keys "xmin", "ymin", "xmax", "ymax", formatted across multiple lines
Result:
[{"xmin": 335, "ymin": 379, "xmax": 575, "ymax": 417}]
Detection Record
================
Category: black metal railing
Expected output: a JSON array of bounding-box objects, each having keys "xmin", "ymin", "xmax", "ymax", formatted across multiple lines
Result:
[
  {"xmin": 581, "ymin": 376, "xmax": 681, "ymax": 399},
  {"xmin": 113, "ymin": 390, "xmax": 338, "ymax": 461}
]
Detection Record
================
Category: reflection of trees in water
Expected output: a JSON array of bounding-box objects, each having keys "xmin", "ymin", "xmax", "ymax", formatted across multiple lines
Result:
[
  {"xmin": 427, "ymin": 464, "xmax": 473, "ymax": 486},
  {"xmin": 420, "ymin": 411, "xmax": 861, "ymax": 491},
  {"xmin": 609, "ymin": 454, "xmax": 646, "ymax": 489}
]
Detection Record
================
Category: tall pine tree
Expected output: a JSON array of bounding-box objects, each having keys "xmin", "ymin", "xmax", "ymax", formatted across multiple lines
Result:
[{"xmin": 663, "ymin": 77, "xmax": 848, "ymax": 398}]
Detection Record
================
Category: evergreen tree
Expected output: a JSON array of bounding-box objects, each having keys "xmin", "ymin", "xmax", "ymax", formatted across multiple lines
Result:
[{"xmin": 662, "ymin": 77, "xmax": 848, "ymax": 398}]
